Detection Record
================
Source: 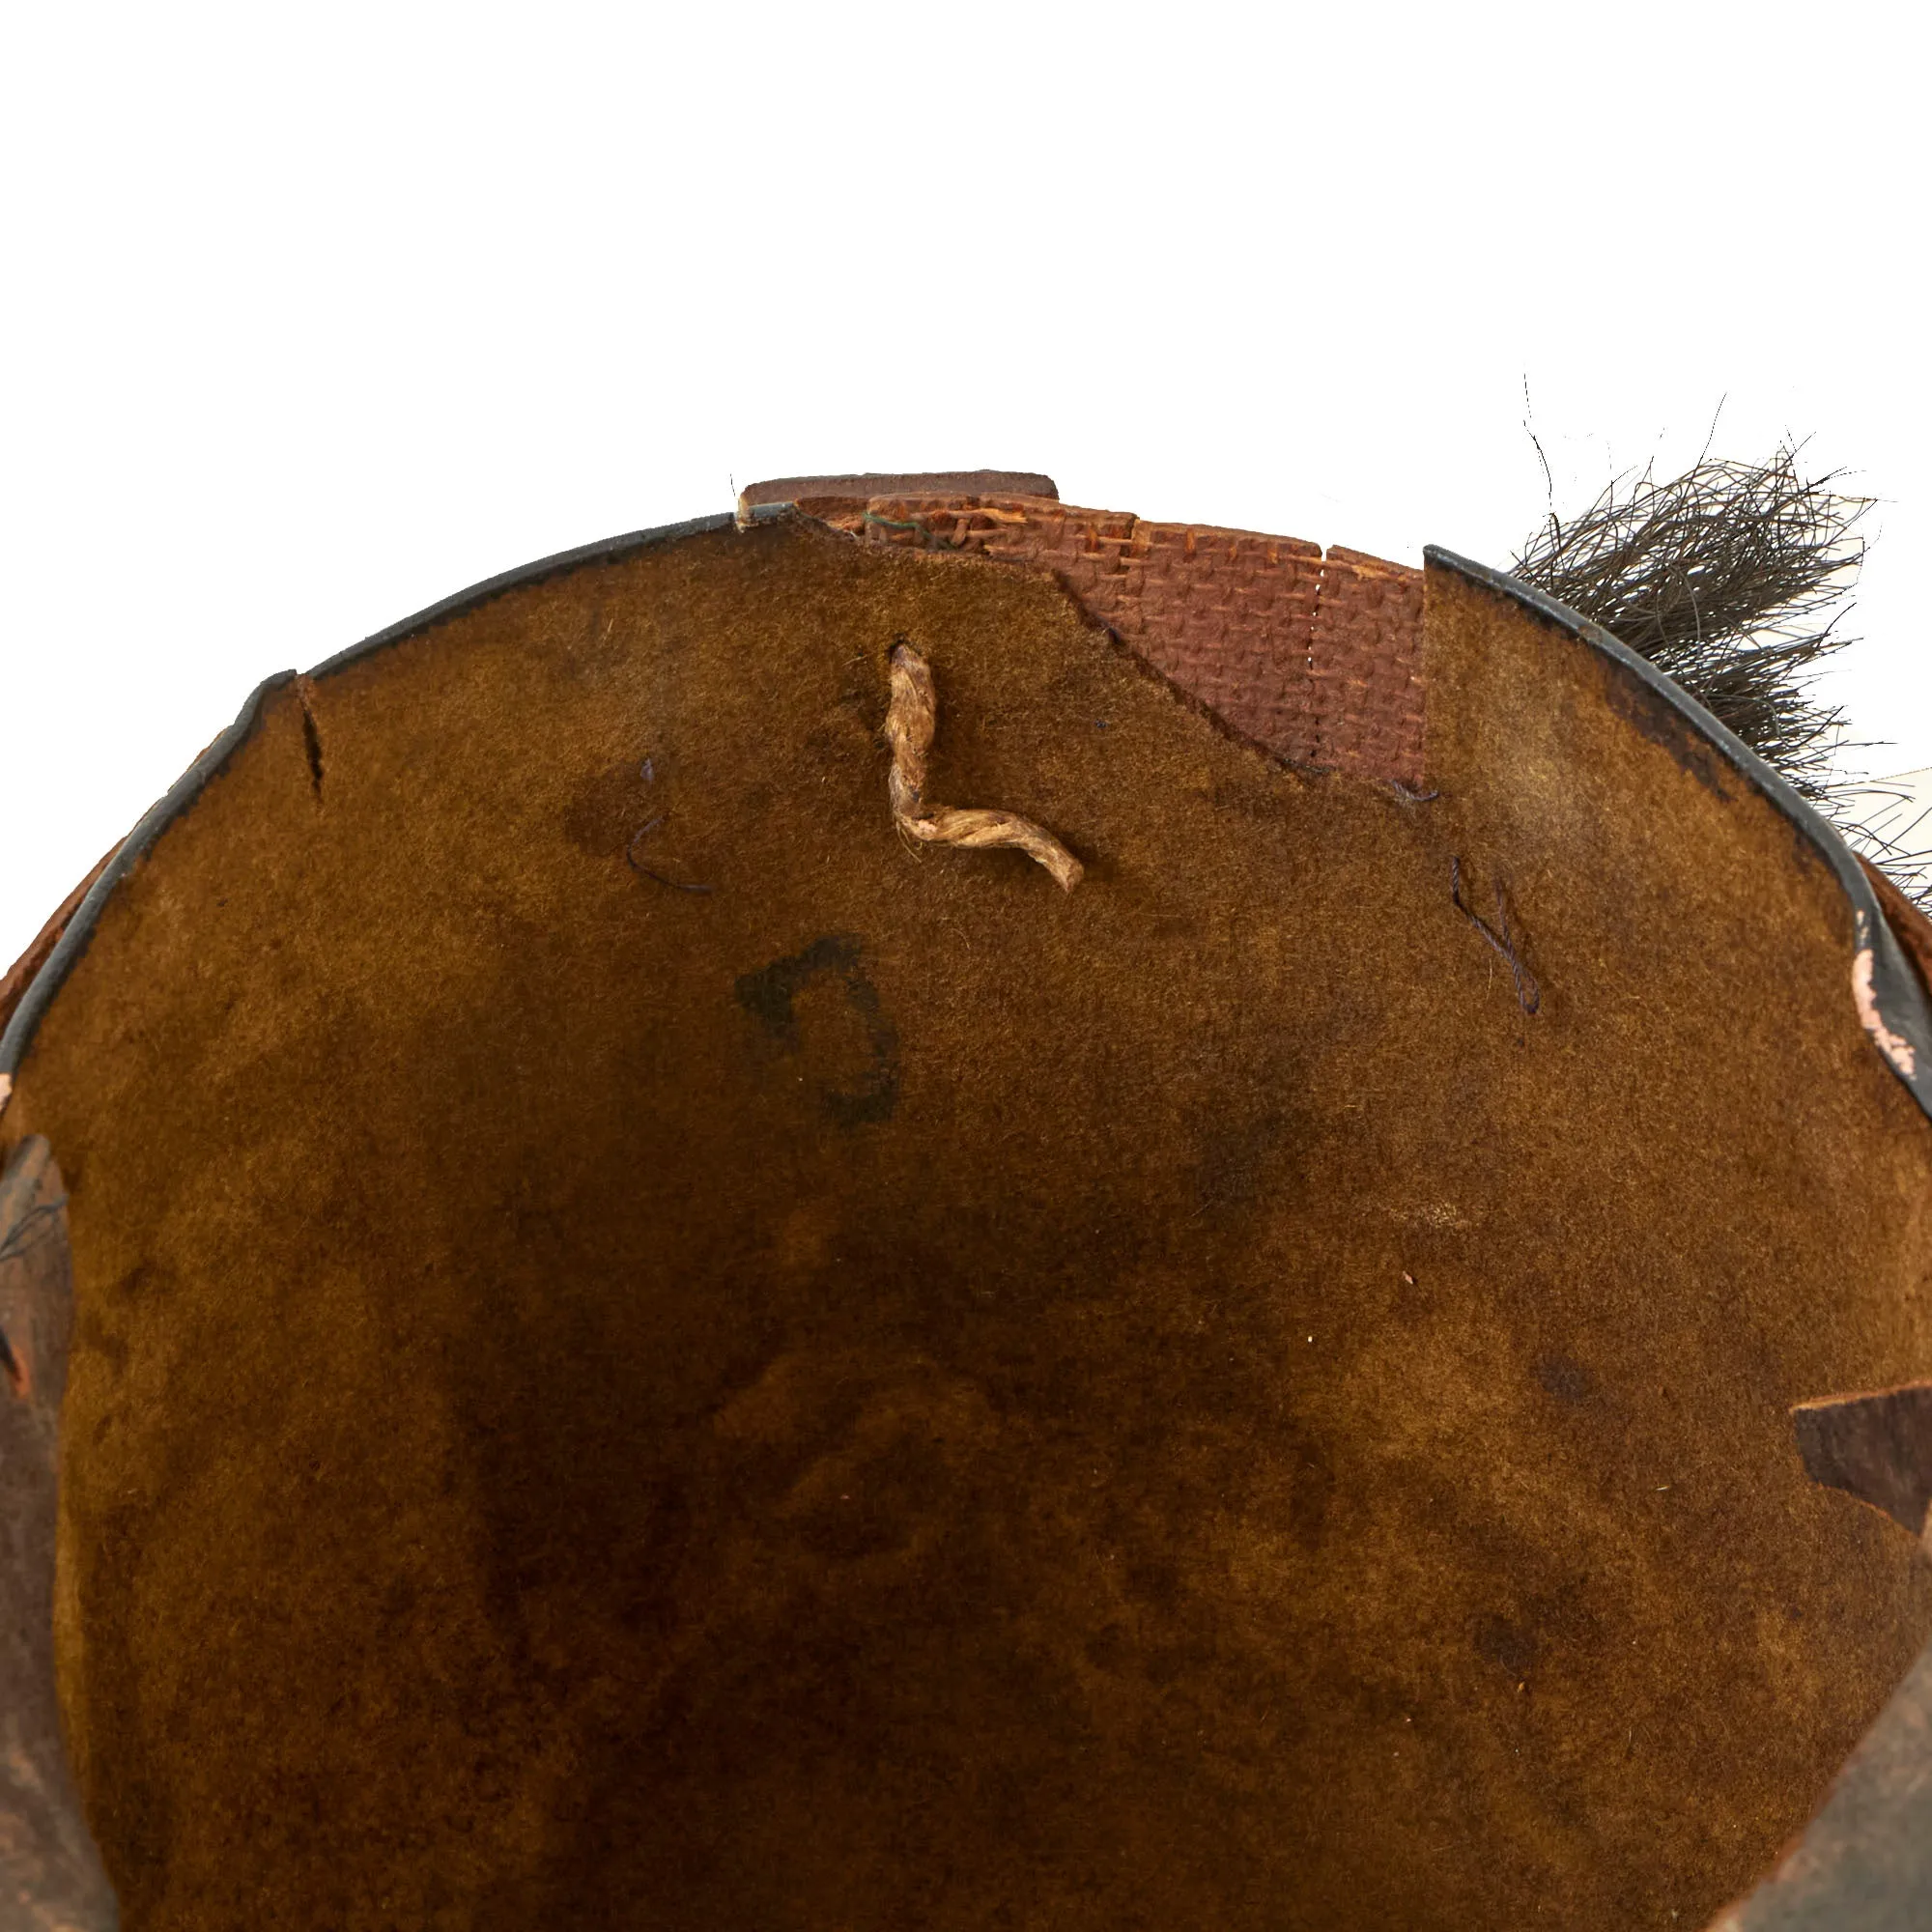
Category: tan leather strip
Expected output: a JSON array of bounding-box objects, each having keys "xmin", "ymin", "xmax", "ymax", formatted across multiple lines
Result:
[
  {"xmin": 820, "ymin": 494, "xmax": 1424, "ymax": 785},
  {"xmin": 738, "ymin": 471, "xmax": 1059, "ymax": 523}
]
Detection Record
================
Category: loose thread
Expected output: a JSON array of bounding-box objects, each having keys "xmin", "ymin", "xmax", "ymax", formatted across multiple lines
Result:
[
  {"xmin": 1451, "ymin": 857, "xmax": 1540, "ymax": 1016},
  {"xmin": 884, "ymin": 643, "xmax": 1084, "ymax": 892},
  {"xmin": 626, "ymin": 760, "xmax": 714, "ymax": 895}
]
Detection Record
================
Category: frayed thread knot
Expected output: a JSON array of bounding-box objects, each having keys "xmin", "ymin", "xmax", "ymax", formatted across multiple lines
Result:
[{"xmin": 885, "ymin": 643, "xmax": 1084, "ymax": 893}]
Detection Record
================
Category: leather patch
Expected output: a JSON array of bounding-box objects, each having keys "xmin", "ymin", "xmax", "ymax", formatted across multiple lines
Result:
[{"xmin": 810, "ymin": 494, "xmax": 1424, "ymax": 785}]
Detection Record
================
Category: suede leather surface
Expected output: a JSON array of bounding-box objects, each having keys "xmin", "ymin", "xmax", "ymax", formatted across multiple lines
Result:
[{"xmin": 6, "ymin": 515, "xmax": 1932, "ymax": 1928}]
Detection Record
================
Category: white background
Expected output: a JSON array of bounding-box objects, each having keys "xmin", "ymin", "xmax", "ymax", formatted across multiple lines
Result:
[{"xmin": 2, "ymin": 2, "xmax": 1925, "ymax": 970}]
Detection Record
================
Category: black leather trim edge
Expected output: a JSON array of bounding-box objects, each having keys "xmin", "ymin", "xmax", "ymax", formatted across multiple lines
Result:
[
  {"xmin": 307, "ymin": 508, "xmax": 776, "ymax": 682},
  {"xmin": 0, "ymin": 670, "xmax": 297, "ymax": 1090},
  {"xmin": 0, "ymin": 508, "xmax": 790, "ymax": 1093},
  {"xmin": 1428, "ymin": 546, "xmax": 1932, "ymax": 1123}
]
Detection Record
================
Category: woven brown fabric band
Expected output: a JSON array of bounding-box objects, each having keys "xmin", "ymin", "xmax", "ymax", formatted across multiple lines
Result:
[{"xmin": 816, "ymin": 494, "xmax": 1423, "ymax": 785}]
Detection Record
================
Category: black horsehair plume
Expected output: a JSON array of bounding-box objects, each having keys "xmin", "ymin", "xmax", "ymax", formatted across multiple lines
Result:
[{"xmin": 1511, "ymin": 437, "xmax": 1932, "ymax": 908}]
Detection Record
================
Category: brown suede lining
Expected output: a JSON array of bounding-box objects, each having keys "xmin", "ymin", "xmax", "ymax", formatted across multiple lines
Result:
[{"xmin": 4, "ymin": 516, "xmax": 1932, "ymax": 1928}]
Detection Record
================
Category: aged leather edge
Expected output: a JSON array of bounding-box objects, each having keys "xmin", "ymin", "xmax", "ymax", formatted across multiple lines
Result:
[
  {"xmin": 0, "ymin": 852, "xmax": 116, "ymax": 1047},
  {"xmin": 1792, "ymin": 1384, "xmax": 1932, "ymax": 1537},
  {"xmin": 0, "ymin": 670, "xmax": 296, "ymax": 1103},
  {"xmin": 0, "ymin": 1135, "xmax": 119, "ymax": 1930},
  {"xmin": 1705, "ymin": 1631, "xmax": 1932, "ymax": 1931},
  {"xmin": 1427, "ymin": 546, "xmax": 1932, "ymax": 1126},
  {"xmin": 1859, "ymin": 857, "xmax": 1932, "ymax": 1001},
  {"xmin": 1714, "ymin": 1387, "xmax": 1932, "ymax": 1926}
]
